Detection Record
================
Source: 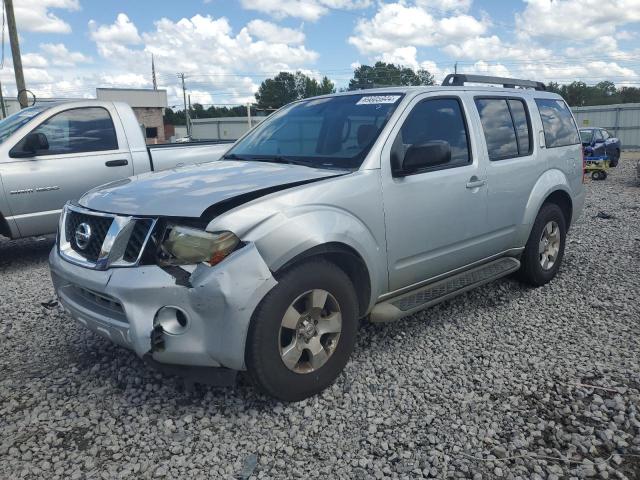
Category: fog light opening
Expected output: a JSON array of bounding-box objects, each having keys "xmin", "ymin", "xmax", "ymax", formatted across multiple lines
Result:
[{"xmin": 154, "ymin": 306, "xmax": 190, "ymax": 335}]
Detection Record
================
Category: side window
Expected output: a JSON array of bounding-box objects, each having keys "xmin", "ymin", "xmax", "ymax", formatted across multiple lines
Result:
[
  {"xmin": 535, "ymin": 98, "xmax": 580, "ymax": 148},
  {"xmin": 23, "ymin": 107, "xmax": 118, "ymax": 156},
  {"xmin": 601, "ymin": 129, "xmax": 610, "ymax": 140},
  {"xmin": 475, "ymin": 98, "xmax": 532, "ymax": 160},
  {"xmin": 396, "ymin": 97, "xmax": 471, "ymax": 170},
  {"xmin": 594, "ymin": 129, "xmax": 603, "ymax": 142}
]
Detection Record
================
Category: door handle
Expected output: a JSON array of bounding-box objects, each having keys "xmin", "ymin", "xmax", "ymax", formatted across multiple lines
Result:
[
  {"xmin": 466, "ymin": 178, "xmax": 486, "ymax": 189},
  {"xmin": 105, "ymin": 159, "xmax": 128, "ymax": 167}
]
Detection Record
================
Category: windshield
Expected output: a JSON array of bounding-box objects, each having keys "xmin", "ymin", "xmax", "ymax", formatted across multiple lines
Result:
[
  {"xmin": 0, "ymin": 105, "xmax": 50, "ymax": 144},
  {"xmin": 579, "ymin": 129, "xmax": 593, "ymax": 144},
  {"xmin": 226, "ymin": 93, "xmax": 404, "ymax": 169}
]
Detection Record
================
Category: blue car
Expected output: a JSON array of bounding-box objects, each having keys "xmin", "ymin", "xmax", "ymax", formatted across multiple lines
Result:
[{"xmin": 579, "ymin": 127, "xmax": 621, "ymax": 167}]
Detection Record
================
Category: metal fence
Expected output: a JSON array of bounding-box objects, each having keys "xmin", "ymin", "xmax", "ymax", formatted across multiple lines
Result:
[{"xmin": 572, "ymin": 103, "xmax": 640, "ymax": 149}]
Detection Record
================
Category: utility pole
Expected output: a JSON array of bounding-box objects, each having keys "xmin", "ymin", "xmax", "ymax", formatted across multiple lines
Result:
[
  {"xmin": 246, "ymin": 103, "xmax": 252, "ymax": 129},
  {"xmin": 454, "ymin": 61, "xmax": 458, "ymax": 74},
  {"xmin": 5, "ymin": 0, "xmax": 26, "ymax": 108},
  {"xmin": 187, "ymin": 93, "xmax": 192, "ymax": 136},
  {"xmin": 151, "ymin": 54, "xmax": 157, "ymax": 90},
  {"xmin": 0, "ymin": 81, "xmax": 6, "ymax": 118},
  {"xmin": 178, "ymin": 73, "xmax": 190, "ymax": 137}
]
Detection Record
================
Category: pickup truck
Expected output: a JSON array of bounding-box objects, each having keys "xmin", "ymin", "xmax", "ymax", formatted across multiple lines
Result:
[
  {"xmin": 0, "ymin": 100, "xmax": 231, "ymax": 239},
  {"xmin": 50, "ymin": 74, "xmax": 585, "ymax": 401}
]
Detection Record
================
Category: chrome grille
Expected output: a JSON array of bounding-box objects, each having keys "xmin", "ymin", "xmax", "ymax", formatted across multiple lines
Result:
[
  {"xmin": 65, "ymin": 210, "xmax": 113, "ymax": 262},
  {"xmin": 59, "ymin": 203, "xmax": 156, "ymax": 270}
]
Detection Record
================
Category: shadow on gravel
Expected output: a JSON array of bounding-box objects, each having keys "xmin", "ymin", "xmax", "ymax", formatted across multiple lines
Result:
[{"xmin": 0, "ymin": 236, "xmax": 55, "ymax": 269}]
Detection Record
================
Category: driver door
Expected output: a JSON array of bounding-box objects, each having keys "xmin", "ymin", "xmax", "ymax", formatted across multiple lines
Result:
[
  {"xmin": 380, "ymin": 93, "xmax": 493, "ymax": 292},
  {"xmin": 2, "ymin": 106, "xmax": 133, "ymax": 237}
]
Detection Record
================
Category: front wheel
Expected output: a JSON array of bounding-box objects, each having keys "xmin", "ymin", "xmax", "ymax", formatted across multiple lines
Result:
[
  {"xmin": 246, "ymin": 260, "xmax": 358, "ymax": 401},
  {"xmin": 517, "ymin": 203, "xmax": 567, "ymax": 287}
]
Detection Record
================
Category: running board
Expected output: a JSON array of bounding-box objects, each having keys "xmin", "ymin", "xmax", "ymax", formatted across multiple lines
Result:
[{"xmin": 370, "ymin": 257, "xmax": 520, "ymax": 323}]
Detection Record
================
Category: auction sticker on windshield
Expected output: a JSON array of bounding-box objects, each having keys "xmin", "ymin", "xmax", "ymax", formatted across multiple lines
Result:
[{"xmin": 356, "ymin": 95, "xmax": 401, "ymax": 105}]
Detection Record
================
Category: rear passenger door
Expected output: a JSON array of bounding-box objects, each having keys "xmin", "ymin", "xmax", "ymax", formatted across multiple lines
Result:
[
  {"xmin": 381, "ymin": 94, "xmax": 492, "ymax": 292},
  {"xmin": 474, "ymin": 96, "xmax": 543, "ymax": 252}
]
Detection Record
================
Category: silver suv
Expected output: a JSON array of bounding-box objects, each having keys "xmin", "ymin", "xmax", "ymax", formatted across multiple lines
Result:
[{"xmin": 49, "ymin": 75, "xmax": 585, "ymax": 401}]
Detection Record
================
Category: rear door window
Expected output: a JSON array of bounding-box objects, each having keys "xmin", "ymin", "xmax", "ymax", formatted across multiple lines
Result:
[
  {"xmin": 535, "ymin": 98, "xmax": 580, "ymax": 148},
  {"xmin": 475, "ymin": 97, "xmax": 531, "ymax": 160}
]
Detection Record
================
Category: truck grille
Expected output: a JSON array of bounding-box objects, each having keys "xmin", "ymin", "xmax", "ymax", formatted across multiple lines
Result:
[
  {"xmin": 65, "ymin": 211, "xmax": 113, "ymax": 262},
  {"xmin": 59, "ymin": 204, "xmax": 157, "ymax": 270},
  {"xmin": 123, "ymin": 219, "xmax": 154, "ymax": 262}
]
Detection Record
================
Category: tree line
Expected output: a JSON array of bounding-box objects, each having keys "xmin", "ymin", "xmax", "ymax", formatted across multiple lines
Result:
[{"xmin": 165, "ymin": 63, "xmax": 640, "ymax": 124}]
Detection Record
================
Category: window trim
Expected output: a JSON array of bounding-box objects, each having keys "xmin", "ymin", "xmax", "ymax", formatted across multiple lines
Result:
[
  {"xmin": 393, "ymin": 95, "xmax": 473, "ymax": 177},
  {"xmin": 534, "ymin": 97, "xmax": 581, "ymax": 149},
  {"xmin": 11, "ymin": 106, "xmax": 119, "ymax": 158},
  {"xmin": 473, "ymin": 95, "xmax": 533, "ymax": 162}
]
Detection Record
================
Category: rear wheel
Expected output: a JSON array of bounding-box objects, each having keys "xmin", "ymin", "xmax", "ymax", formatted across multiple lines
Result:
[
  {"xmin": 610, "ymin": 149, "xmax": 620, "ymax": 167},
  {"xmin": 246, "ymin": 260, "xmax": 358, "ymax": 401},
  {"xmin": 517, "ymin": 203, "xmax": 567, "ymax": 287}
]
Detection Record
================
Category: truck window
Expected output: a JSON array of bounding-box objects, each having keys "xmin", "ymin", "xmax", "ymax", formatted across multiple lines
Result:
[
  {"xmin": 397, "ymin": 97, "xmax": 471, "ymax": 168},
  {"xmin": 23, "ymin": 107, "xmax": 118, "ymax": 156},
  {"xmin": 476, "ymin": 99, "xmax": 517, "ymax": 160},
  {"xmin": 535, "ymin": 98, "xmax": 580, "ymax": 148}
]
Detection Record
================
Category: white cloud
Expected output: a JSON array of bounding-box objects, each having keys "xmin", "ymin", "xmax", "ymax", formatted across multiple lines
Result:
[
  {"xmin": 348, "ymin": 3, "xmax": 486, "ymax": 55},
  {"xmin": 443, "ymin": 35, "xmax": 552, "ymax": 61},
  {"xmin": 246, "ymin": 19, "xmax": 305, "ymax": 44},
  {"xmin": 14, "ymin": 0, "xmax": 79, "ymax": 34},
  {"xmin": 22, "ymin": 53, "xmax": 48, "ymax": 68},
  {"xmin": 239, "ymin": 0, "xmax": 371, "ymax": 21},
  {"xmin": 516, "ymin": 0, "xmax": 640, "ymax": 41},
  {"xmin": 89, "ymin": 13, "xmax": 142, "ymax": 46},
  {"xmin": 40, "ymin": 43, "xmax": 92, "ymax": 66},
  {"xmin": 81, "ymin": 13, "xmax": 320, "ymax": 105},
  {"xmin": 415, "ymin": 0, "xmax": 471, "ymax": 12}
]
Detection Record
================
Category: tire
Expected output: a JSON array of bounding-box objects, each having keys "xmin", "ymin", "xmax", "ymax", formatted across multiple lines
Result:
[
  {"xmin": 517, "ymin": 203, "xmax": 567, "ymax": 287},
  {"xmin": 610, "ymin": 149, "xmax": 620, "ymax": 167},
  {"xmin": 246, "ymin": 260, "xmax": 358, "ymax": 401}
]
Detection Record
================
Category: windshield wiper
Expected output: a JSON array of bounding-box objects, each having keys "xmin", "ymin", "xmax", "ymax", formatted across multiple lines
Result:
[
  {"xmin": 237, "ymin": 155, "xmax": 318, "ymax": 168},
  {"xmin": 223, "ymin": 153, "xmax": 250, "ymax": 161}
]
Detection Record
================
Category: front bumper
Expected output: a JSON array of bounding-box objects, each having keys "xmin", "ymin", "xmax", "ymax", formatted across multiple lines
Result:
[{"xmin": 49, "ymin": 243, "xmax": 277, "ymax": 371}]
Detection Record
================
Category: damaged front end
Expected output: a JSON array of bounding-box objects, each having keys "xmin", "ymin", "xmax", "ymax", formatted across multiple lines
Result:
[{"xmin": 49, "ymin": 203, "xmax": 277, "ymax": 378}]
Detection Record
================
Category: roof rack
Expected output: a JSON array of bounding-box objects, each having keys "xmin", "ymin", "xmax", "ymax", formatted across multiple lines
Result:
[{"xmin": 441, "ymin": 74, "xmax": 546, "ymax": 91}]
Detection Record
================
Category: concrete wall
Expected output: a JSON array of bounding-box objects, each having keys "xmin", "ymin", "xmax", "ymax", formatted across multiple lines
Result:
[
  {"xmin": 572, "ymin": 103, "xmax": 640, "ymax": 149},
  {"xmin": 191, "ymin": 117, "xmax": 266, "ymax": 141}
]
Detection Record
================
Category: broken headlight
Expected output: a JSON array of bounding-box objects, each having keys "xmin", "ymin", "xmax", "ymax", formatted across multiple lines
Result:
[{"xmin": 158, "ymin": 225, "xmax": 240, "ymax": 266}]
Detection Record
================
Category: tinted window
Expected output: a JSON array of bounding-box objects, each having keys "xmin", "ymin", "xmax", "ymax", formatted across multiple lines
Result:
[
  {"xmin": 601, "ymin": 129, "xmax": 610, "ymax": 140},
  {"xmin": 397, "ymin": 97, "xmax": 470, "ymax": 168},
  {"xmin": 508, "ymin": 99, "xmax": 531, "ymax": 155},
  {"xmin": 475, "ymin": 98, "xmax": 518, "ymax": 160},
  {"xmin": 228, "ymin": 94, "xmax": 403, "ymax": 170},
  {"xmin": 535, "ymin": 98, "xmax": 580, "ymax": 148},
  {"xmin": 26, "ymin": 107, "xmax": 118, "ymax": 155},
  {"xmin": 594, "ymin": 129, "xmax": 603, "ymax": 141}
]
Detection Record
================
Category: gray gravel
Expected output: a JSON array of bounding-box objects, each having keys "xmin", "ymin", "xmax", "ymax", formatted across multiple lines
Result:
[{"xmin": 1, "ymin": 154, "xmax": 640, "ymax": 479}]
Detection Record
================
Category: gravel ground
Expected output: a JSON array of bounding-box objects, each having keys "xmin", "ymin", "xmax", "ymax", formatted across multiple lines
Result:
[{"xmin": 1, "ymin": 154, "xmax": 639, "ymax": 480}]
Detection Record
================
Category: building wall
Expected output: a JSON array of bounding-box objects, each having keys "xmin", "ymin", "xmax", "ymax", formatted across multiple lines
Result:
[
  {"xmin": 133, "ymin": 107, "xmax": 165, "ymax": 144},
  {"xmin": 191, "ymin": 117, "xmax": 266, "ymax": 141},
  {"xmin": 572, "ymin": 103, "xmax": 640, "ymax": 149}
]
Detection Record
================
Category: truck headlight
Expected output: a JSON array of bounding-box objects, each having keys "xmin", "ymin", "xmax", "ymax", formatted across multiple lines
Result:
[{"xmin": 159, "ymin": 226, "xmax": 240, "ymax": 266}]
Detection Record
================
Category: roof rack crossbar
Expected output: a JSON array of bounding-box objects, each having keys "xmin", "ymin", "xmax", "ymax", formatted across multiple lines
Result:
[{"xmin": 441, "ymin": 74, "xmax": 546, "ymax": 91}]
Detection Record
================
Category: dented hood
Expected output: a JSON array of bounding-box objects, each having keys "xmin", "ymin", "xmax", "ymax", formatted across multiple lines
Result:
[{"xmin": 79, "ymin": 160, "xmax": 346, "ymax": 217}]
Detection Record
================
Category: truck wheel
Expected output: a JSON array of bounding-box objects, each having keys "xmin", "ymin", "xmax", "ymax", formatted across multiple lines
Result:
[
  {"xmin": 246, "ymin": 260, "xmax": 358, "ymax": 401},
  {"xmin": 517, "ymin": 203, "xmax": 566, "ymax": 287}
]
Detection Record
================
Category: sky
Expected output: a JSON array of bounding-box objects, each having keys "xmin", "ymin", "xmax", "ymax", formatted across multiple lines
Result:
[{"xmin": 5, "ymin": 0, "xmax": 640, "ymax": 108}]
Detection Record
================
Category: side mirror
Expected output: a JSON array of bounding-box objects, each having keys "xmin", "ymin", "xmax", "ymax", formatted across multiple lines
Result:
[
  {"xmin": 12, "ymin": 132, "xmax": 49, "ymax": 158},
  {"xmin": 395, "ymin": 141, "xmax": 451, "ymax": 176}
]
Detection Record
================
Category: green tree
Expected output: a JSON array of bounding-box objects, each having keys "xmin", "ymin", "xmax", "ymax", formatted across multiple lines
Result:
[
  {"xmin": 255, "ymin": 71, "xmax": 335, "ymax": 109},
  {"xmin": 348, "ymin": 62, "xmax": 435, "ymax": 90}
]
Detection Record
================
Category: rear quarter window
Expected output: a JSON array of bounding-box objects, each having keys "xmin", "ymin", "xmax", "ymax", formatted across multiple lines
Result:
[{"xmin": 535, "ymin": 98, "xmax": 580, "ymax": 148}]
